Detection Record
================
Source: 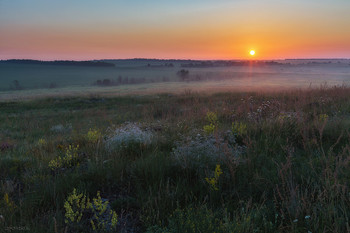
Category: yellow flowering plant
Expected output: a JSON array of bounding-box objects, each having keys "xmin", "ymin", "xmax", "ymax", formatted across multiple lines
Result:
[
  {"xmin": 64, "ymin": 189, "xmax": 91, "ymax": 224},
  {"xmin": 37, "ymin": 138, "xmax": 47, "ymax": 146},
  {"xmin": 205, "ymin": 165, "xmax": 223, "ymax": 191},
  {"xmin": 86, "ymin": 128, "xmax": 102, "ymax": 143},
  {"xmin": 3, "ymin": 193, "xmax": 17, "ymax": 211},
  {"xmin": 232, "ymin": 122, "xmax": 247, "ymax": 136},
  {"xmin": 48, "ymin": 144, "xmax": 80, "ymax": 171},
  {"xmin": 90, "ymin": 191, "xmax": 118, "ymax": 231},
  {"xmin": 318, "ymin": 113, "xmax": 329, "ymax": 122},
  {"xmin": 204, "ymin": 111, "xmax": 218, "ymax": 134},
  {"xmin": 64, "ymin": 189, "xmax": 118, "ymax": 232}
]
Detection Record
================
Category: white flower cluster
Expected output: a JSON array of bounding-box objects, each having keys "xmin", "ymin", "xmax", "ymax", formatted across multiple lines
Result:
[
  {"xmin": 172, "ymin": 133, "xmax": 243, "ymax": 171},
  {"xmin": 50, "ymin": 124, "xmax": 72, "ymax": 133},
  {"xmin": 105, "ymin": 123, "xmax": 153, "ymax": 151}
]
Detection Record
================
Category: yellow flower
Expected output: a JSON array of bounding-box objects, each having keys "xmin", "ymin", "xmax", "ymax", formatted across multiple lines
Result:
[
  {"xmin": 204, "ymin": 112, "xmax": 218, "ymax": 134},
  {"xmin": 86, "ymin": 128, "xmax": 102, "ymax": 143},
  {"xmin": 38, "ymin": 138, "xmax": 46, "ymax": 146},
  {"xmin": 206, "ymin": 111, "xmax": 218, "ymax": 124},
  {"xmin": 3, "ymin": 193, "xmax": 16, "ymax": 210},
  {"xmin": 203, "ymin": 124, "xmax": 216, "ymax": 134},
  {"xmin": 49, "ymin": 144, "xmax": 79, "ymax": 170},
  {"xmin": 232, "ymin": 122, "xmax": 247, "ymax": 136},
  {"xmin": 111, "ymin": 210, "xmax": 118, "ymax": 228},
  {"xmin": 205, "ymin": 165, "xmax": 223, "ymax": 191},
  {"xmin": 90, "ymin": 191, "xmax": 118, "ymax": 231},
  {"xmin": 64, "ymin": 189, "xmax": 91, "ymax": 224},
  {"xmin": 319, "ymin": 114, "xmax": 329, "ymax": 122},
  {"xmin": 214, "ymin": 164, "xmax": 223, "ymax": 178},
  {"xmin": 64, "ymin": 189, "xmax": 118, "ymax": 231}
]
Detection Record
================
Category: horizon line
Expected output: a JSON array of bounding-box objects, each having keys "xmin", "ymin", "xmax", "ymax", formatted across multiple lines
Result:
[{"xmin": 1, "ymin": 57, "xmax": 350, "ymax": 62}]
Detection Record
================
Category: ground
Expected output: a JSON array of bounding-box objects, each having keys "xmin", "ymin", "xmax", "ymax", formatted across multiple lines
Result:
[{"xmin": 0, "ymin": 87, "xmax": 350, "ymax": 232}]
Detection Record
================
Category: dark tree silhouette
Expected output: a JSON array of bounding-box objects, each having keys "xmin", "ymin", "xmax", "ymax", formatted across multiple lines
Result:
[
  {"xmin": 177, "ymin": 69, "xmax": 190, "ymax": 81},
  {"xmin": 12, "ymin": 80, "xmax": 22, "ymax": 90}
]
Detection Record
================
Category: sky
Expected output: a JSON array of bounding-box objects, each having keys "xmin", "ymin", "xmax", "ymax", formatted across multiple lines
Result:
[{"xmin": 1, "ymin": 0, "xmax": 350, "ymax": 60}]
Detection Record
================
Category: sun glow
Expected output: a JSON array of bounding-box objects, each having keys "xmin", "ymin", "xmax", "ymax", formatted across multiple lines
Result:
[{"xmin": 250, "ymin": 50, "xmax": 256, "ymax": 56}]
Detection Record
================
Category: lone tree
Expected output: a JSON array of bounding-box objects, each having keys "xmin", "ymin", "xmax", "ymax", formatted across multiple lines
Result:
[
  {"xmin": 102, "ymin": 79, "xmax": 112, "ymax": 86},
  {"xmin": 177, "ymin": 69, "xmax": 190, "ymax": 81},
  {"xmin": 12, "ymin": 80, "xmax": 23, "ymax": 90}
]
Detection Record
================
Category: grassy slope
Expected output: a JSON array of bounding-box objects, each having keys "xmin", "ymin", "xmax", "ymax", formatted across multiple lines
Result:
[{"xmin": 0, "ymin": 87, "xmax": 350, "ymax": 232}]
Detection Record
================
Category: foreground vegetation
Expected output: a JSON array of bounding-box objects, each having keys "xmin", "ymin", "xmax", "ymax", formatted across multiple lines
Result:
[{"xmin": 1, "ymin": 87, "xmax": 350, "ymax": 232}]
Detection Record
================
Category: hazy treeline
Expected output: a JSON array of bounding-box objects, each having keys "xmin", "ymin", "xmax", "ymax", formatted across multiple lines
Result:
[
  {"xmin": 93, "ymin": 76, "xmax": 175, "ymax": 87},
  {"xmin": 93, "ymin": 77, "xmax": 149, "ymax": 86},
  {"xmin": 7, "ymin": 80, "xmax": 58, "ymax": 90},
  {"xmin": 93, "ymin": 69, "xmax": 194, "ymax": 86},
  {"xmin": 0, "ymin": 59, "xmax": 115, "ymax": 67}
]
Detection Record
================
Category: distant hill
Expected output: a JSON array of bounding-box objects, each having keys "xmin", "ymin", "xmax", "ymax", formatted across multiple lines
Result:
[{"xmin": 0, "ymin": 59, "xmax": 115, "ymax": 67}]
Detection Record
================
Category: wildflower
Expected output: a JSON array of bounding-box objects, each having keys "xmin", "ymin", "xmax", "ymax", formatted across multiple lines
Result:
[
  {"xmin": 3, "ymin": 193, "xmax": 16, "ymax": 210},
  {"xmin": 64, "ymin": 189, "xmax": 91, "ymax": 224},
  {"xmin": 172, "ymin": 133, "xmax": 244, "ymax": 172},
  {"xmin": 4, "ymin": 193, "xmax": 9, "ymax": 205},
  {"xmin": 232, "ymin": 122, "xmax": 247, "ymax": 136},
  {"xmin": 90, "ymin": 191, "xmax": 118, "ymax": 231},
  {"xmin": 206, "ymin": 111, "xmax": 218, "ymax": 124},
  {"xmin": 92, "ymin": 192, "xmax": 117, "ymax": 231},
  {"xmin": 50, "ymin": 124, "xmax": 72, "ymax": 133},
  {"xmin": 305, "ymin": 215, "xmax": 311, "ymax": 220},
  {"xmin": 86, "ymin": 129, "xmax": 101, "ymax": 143},
  {"xmin": 293, "ymin": 219, "xmax": 298, "ymax": 223},
  {"xmin": 49, "ymin": 144, "xmax": 80, "ymax": 170},
  {"xmin": 106, "ymin": 123, "xmax": 152, "ymax": 151},
  {"xmin": 205, "ymin": 165, "xmax": 223, "ymax": 191},
  {"xmin": 111, "ymin": 210, "xmax": 118, "ymax": 228},
  {"xmin": 64, "ymin": 189, "xmax": 118, "ymax": 232},
  {"xmin": 38, "ymin": 138, "xmax": 46, "ymax": 146},
  {"xmin": 318, "ymin": 114, "xmax": 329, "ymax": 122},
  {"xmin": 203, "ymin": 124, "xmax": 216, "ymax": 134},
  {"xmin": 203, "ymin": 111, "xmax": 218, "ymax": 134}
]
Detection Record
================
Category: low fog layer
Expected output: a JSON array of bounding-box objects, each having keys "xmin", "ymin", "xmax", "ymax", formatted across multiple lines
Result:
[{"xmin": 0, "ymin": 59, "xmax": 349, "ymax": 96}]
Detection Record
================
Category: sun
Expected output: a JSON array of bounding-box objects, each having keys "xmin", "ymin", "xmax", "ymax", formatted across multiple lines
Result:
[{"xmin": 249, "ymin": 50, "xmax": 255, "ymax": 56}]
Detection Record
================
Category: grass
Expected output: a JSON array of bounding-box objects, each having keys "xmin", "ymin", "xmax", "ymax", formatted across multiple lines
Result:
[{"xmin": 0, "ymin": 86, "xmax": 350, "ymax": 232}]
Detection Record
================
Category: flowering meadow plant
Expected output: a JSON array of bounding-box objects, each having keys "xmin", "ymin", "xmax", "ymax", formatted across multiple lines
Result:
[{"xmin": 105, "ymin": 123, "xmax": 153, "ymax": 152}]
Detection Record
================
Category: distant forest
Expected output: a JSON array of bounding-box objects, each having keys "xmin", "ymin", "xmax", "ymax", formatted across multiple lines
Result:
[{"xmin": 0, "ymin": 59, "xmax": 115, "ymax": 67}]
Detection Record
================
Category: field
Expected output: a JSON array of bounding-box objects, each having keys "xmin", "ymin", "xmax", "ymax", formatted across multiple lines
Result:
[
  {"xmin": 1, "ymin": 86, "xmax": 350, "ymax": 232},
  {"xmin": 1, "ymin": 59, "xmax": 350, "ymax": 94}
]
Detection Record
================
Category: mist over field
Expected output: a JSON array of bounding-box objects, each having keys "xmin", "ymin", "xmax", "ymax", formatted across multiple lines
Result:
[{"xmin": 1, "ymin": 59, "xmax": 350, "ymax": 100}]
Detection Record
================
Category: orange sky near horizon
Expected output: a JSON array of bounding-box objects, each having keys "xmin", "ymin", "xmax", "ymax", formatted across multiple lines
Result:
[{"xmin": 1, "ymin": 0, "xmax": 350, "ymax": 60}]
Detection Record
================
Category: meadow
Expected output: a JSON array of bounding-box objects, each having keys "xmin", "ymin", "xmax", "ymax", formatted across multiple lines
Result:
[
  {"xmin": 1, "ymin": 86, "xmax": 350, "ymax": 232},
  {"xmin": 1, "ymin": 59, "xmax": 350, "ymax": 93}
]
